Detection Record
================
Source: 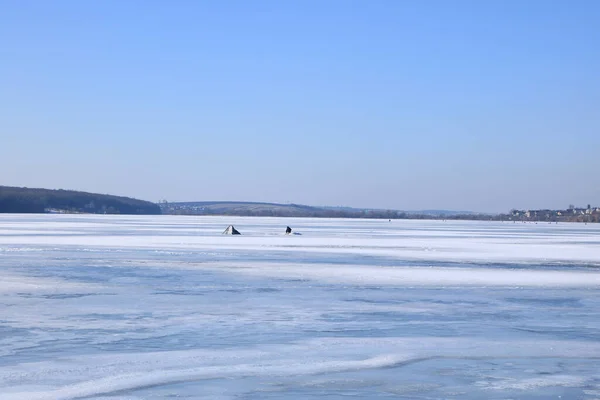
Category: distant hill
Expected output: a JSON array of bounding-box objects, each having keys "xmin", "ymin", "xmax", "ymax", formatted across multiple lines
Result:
[
  {"xmin": 0, "ymin": 186, "xmax": 161, "ymax": 215},
  {"xmin": 408, "ymin": 209, "xmax": 479, "ymax": 216},
  {"xmin": 320, "ymin": 206, "xmax": 477, "ymax": 216},
  {"xmin": 160, "ymin": 201, "xmax": 483, "ymax": 219},
  {"xmin": 161, "ymin": 201, "xmax": 331, "ymax": 217}
]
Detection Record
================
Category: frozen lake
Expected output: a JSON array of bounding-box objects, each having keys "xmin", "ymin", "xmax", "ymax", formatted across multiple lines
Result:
[{"xmin": 1, "ymin": 215, "xmax": 599, "ymax": 399}]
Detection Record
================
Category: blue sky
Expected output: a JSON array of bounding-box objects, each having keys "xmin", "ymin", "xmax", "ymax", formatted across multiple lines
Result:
[{"xmin": 1, "ymin": 0, "xmax": 598, "ymax": 212}]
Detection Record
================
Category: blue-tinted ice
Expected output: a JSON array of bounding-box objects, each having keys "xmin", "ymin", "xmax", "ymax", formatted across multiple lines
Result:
[{"xmin": 1, "ymin": 215, "xmax": 599, "ymax": 399}]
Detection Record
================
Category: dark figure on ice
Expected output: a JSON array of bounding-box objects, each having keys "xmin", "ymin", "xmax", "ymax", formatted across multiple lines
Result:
[{"xmin": 285, "ymin": 226, "xmax": 292, "ymax": 235}]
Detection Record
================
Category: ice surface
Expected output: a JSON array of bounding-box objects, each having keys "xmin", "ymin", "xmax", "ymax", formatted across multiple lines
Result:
[{"xmin": 1, "ymin": 215, "xmax": 599, "ymax": 399}]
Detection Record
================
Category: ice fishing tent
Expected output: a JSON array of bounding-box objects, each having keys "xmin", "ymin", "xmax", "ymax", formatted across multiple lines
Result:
[{"xmin": 222, "ymin": 225, "xmax": 241, "ymax": 235}]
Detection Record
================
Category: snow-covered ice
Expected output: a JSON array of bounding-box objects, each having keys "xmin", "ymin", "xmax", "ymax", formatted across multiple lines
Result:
[{"xmin": 1, "ymin": 214, "xmax": 599, "ymax": 399}]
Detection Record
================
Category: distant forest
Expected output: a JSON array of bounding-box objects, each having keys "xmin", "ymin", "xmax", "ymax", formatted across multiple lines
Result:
[
  {"xmin": 161, "ymin": 202, "xmax": 599, "ymax": 223},
  {"xmin": 0, "ymin": 186, "xmax": 161, "ymax": 215},
  {"xmin": 160, "ymin": 201, "xmax": 495, "ymax": 220}
]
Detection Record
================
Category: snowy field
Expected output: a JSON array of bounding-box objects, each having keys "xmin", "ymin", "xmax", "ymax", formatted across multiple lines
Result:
[{"xmin": 1, "ymin": 214, "xmax": 600, "ymax": 399}]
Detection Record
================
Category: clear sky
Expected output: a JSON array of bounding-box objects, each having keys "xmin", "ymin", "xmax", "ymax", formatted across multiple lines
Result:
[{"xmin": 1, "ymin": 0, "xmax": 598, "ymax": 212}]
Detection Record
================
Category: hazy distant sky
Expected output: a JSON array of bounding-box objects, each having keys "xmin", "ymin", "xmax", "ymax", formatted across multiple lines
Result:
[{"xmin": 1, "ymin": 0, "xmax": 598, "ymax": 212}]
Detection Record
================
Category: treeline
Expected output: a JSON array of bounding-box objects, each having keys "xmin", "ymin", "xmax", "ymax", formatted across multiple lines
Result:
[
  {"xmin": 0, "ymin": 186, "xmax": 161, "ymax": 215},
  {"xmin": 167, "ymin": 208, "xmax": 404, "ymax": 218},
  {"xmin": 162, "ymin": 203, "xmax": 495, "ymax": 220}
]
